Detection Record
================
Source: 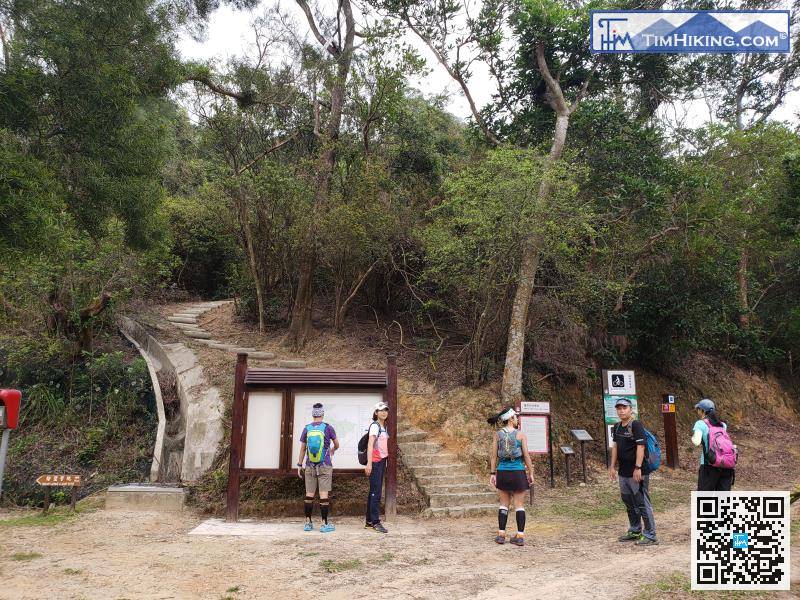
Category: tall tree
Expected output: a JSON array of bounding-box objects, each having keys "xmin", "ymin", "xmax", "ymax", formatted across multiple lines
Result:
[
  {"xmin": 378, "ymin": 0, "xmax": 687, "ymax": 401},
  {"xmin": 283, "ymin": 0, "xmax": 358, "ymax": 349},
  {"xmin": 696, "ymin": 0, "xmax": 800, "ymax": 329},
  {"xmin": 0, "ymin": 0, "xmax": 184, "ymax": 349}
]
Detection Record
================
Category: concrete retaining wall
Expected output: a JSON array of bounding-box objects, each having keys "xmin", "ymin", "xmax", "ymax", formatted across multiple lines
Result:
[{"xmin": 117, "ymin": 315, "xmax": 225, "ymax": 483}]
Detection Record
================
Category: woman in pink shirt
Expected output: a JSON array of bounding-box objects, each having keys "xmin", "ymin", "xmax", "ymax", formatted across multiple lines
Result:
[{"xmin": 364, "ymin": 401, "xmax": 390, "ymax": 533}]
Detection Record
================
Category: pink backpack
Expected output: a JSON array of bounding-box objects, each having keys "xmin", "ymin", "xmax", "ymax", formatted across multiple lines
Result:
[{"xmin": 704, "ymin": 419, "xmax": 738, "ymax": 469}]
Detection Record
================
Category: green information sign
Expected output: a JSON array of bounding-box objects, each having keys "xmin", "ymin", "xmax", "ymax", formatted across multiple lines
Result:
[
  {"xmin": 603, "ymin": 394, "xmax": 639, "ymax": 449},
  {"xmin": 603, "ymin": 394, "xmax": 638, "ymax": 423}
]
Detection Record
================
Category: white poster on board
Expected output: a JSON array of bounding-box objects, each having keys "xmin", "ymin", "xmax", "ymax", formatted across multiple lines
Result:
[
  {"xmin": 243, "ymin": 391, "xmax": 283, "ymax": 469},
  {"xmin": 519, "ymin": 415, "xmax": 549, "ymax": 454},
  {"xmin": 293, "ymin": 391, "xmax": 384, "ymax": 469}
]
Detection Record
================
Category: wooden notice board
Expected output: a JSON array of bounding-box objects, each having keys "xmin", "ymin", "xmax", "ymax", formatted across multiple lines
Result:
[{"xmin": 226, "ymin": 354, "xmax": 398, "ymax": 522}]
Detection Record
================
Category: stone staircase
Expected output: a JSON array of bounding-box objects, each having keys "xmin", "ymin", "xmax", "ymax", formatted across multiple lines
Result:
[
  {"xmin": 166, "ymin": 301, "xmax": 305, "ymax": 367},
  {"xmin": 398, "ymin": 419, "xmax": 496, "ymax": 517}
]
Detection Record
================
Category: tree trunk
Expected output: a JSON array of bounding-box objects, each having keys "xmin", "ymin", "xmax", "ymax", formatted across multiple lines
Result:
[
  {"xmin": 500, "ymin": 112, "xmax": 570, "ymax": 404},
  {"xmin": 286, "ymin": 0, "xmax": 356, "ymax": 349},
  {"xmin": 286, "ymin": 242, "xmax": 315, "ymax": 348},
  {"xmin": 333, "ymin": 281, "xmax": 344, "ymax": 332},
  {"xmin": 234, "ymin": 186, "xmax": 265, "ymax": 333},
  {"xmin": 738, "ymin": 243, "xmax": 750, "ymax": 329}
]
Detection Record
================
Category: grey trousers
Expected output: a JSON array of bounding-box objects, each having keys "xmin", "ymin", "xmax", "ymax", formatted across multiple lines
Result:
[{"xmin": 619, "ymin": 474, "xmax": 656, "ymax": 540}]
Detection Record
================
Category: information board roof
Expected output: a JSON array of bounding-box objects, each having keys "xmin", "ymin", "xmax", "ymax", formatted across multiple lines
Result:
[{"xmin": 245, "ymin": 368, "xmax": 387, "ymax": 387}]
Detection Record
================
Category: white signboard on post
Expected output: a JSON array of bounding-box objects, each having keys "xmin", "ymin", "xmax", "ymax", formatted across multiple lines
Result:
[
  {"xmin": 604, "ymin": 370, "xmax": 636, "ymax": 395},
  {"xmin": 520, "ymin": 401, "xmax": 550, "ymax": 414},
  {"xmin": 519, "ymin": 415, "xmax": 549, "ymax": 455}
]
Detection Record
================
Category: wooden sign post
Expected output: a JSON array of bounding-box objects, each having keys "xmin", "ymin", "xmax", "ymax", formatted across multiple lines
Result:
[
  {"xmin": 661, "ymin": 394, "xmax": 678, "ymax": 468},
  {"xmin": 36, "ymin": 474, "xmax": 82, "ymax": 514},
  {"xmin": 226, "ymin": 354, "xmax": 398, "ymax": 522},
  {"xmin": 570, "ymin": 430, "xmax": 594, "ymax": 484},
  {"xmin": 561, "ymin": 446, "xmax": 575, "ymax": 485}
]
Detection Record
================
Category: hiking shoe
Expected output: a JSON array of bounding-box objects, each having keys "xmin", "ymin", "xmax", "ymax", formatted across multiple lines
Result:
[
  {"xmin": 303, "ymin": 522, "xmax": 313, "ymax": 532},
  {"xmin": 618, "ymin": 531, "xmax": 641, "ymax": 542},
  {"xmin": 636, "ymin": 536, "xmax": 659, "ymax": 546},
  {"xmin": 320, "ymin": 523, "xmax": 335, "ymax": 533},
  {"xmin": 364, "ymin": 522, "xmax": 374, "ymax": 529},
  {"xmin": 372, "ymin": 522, "xmax": 388, "ymax": 534},
  {"xmin": 494, "ymin": 535, "xmax": 506, "ymax": 545},
  {"xmin": 509, "ymin": 535, "xmax": 524, "ymax": 547}
]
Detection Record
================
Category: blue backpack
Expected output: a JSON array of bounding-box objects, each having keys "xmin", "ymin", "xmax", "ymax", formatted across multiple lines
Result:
[
  {"xmin": 305, "ymin": 423, "xmax": 328, "ymax": 464},
  {"xmin": 642, "ymin": 427, "xmax": 661, "ymax": 473},
  {"xmin": 614, "ymin": 421, "xmax": 661, "ymax": 473}
]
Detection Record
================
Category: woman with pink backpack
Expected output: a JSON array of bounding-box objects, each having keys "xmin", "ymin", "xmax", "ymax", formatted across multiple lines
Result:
[{"xmin": 692, "ymin": 399, "xmax": 737, "ymax": 490}]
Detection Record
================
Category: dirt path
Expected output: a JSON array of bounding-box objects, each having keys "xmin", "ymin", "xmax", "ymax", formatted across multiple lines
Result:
[
  {"xmin": 2, "ymin": 491, "xmax": 798, "ymax": 600},
  {"xmin": 6, "ymin": 302, "xmax": 792, "ymax": 598}
]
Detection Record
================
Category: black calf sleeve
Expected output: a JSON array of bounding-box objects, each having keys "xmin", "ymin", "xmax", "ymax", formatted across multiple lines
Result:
[
  {"xmin": 516, "ymin": 508, "xmax": 526, "ymax": 533},
  {"xmin": 320, "ymin": 499, "xmax": 330, "ymax": 524},
  {"xmin": 498, "ymin": 507, "xmax": 509, "ymax": 531},
  {"xmin": 304, "ymin": 496, "xmax": 314, "ymax": 520}
]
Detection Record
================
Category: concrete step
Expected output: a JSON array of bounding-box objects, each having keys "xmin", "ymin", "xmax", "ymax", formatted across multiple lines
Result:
[
  {"xmin": 396, "ymin": 430, "xmax": 427, "ymax": 443},
  {"xmin": 194, "ymin": 339, "xmax": 222, "ymax": 347},
  {"xmin": 278, "ymin": 359, "xmax": 306, "ymax": 368},
  {"xmin": 184, "ymin": 330, "xmax": 212, "ymax": 339},
  {"xmin": 105, "ymin": 484, "xmax": 187, "ymax": 512},
  {"xmin": 175, "ymin": 323, "xmax": 202, "ymax": 331},
  {"xmin": 415, "ymin": 473, "xmax": 482, "ymax": 486},
  {"xmin": 248, "ymin": 351, "xmax": 275, "ymax": 360},
  {"xmin": 402, "ymin": 452, "xmax": 460, "ymax": 467},
  {"xmin": 427, "ymin": 491, "xmax": 497, "ymax": 508},
  {"xmin": 422, "ymin": 504, "xmax": 497, "ymax": 518},
  {"xmin": 173, "ymin": 313, "xmax": 202, "ymax": 319},
  {"xmin": 208, "ymin": 342, "xmax": 238, "ymax": 351},
  {"xmin": 423, "ymin": 482, "xmax": 492, "ymax": 495},
  {"xmin": 229, "ymin": 347, "xmax": 256, "ymax": 354},
  {"xmin": 398, "ymin": 441, "xmax": 442, "ymax": 455},
  {"xmin": 167, "ymin": 316, "xmax": 197, "ymax": 324},
  {"xmin": 408, "ymin": 463, "xmax": 471, "ymax": 477}
]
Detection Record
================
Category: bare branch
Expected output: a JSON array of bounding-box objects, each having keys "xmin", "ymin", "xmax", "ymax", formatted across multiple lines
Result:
[
  {"xmin": 295, "ymin": 0, "xmax": 340, "ymax": 56},
  {"xmin": 401, "ymin": 13, "xmax": 500, "ymax": 146},
  {"xmin": 235, "ymin": 132, "xmax": 299, "ymax": 176}
]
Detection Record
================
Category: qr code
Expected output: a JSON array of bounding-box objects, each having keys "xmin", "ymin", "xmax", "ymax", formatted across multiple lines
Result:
[{"xmin": 691, "ymin": 491, "xmax": 790, "ymax": 590}]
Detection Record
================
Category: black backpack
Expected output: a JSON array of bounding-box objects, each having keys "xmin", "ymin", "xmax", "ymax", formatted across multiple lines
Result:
[{"xmin": 358, "ymin": 421, "xmax": 382, "ymax": 465}]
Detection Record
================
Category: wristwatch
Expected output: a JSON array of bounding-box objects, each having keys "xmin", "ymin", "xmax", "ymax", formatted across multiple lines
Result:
[
  {"xmin": 296, "ymin": 463, "xmax": 303, "ymax": 468},
  {"xmin": 634, "ymin": 465, "xmax": 642, "ymax": 470}
]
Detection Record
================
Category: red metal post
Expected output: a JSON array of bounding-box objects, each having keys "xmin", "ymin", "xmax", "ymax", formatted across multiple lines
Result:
[{"xmin": 226, "ymin": 353, "xmax": 248, "ymax": 522}]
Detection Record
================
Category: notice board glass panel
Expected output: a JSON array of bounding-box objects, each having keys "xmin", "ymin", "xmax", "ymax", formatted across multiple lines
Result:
[
  {"xmin": 293, "ymin": 391, "xmax": 384, "ymax": 470},
  {"xmin": 244, "ymin": 391, "xmax": 283, "ymax": 469}
]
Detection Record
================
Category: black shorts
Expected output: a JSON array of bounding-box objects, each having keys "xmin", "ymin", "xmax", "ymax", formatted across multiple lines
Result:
[
  {"xmin": 697, "ymin": 464, "xmax": 735, "ymax": 491},
  {"xmin": 495, "ymin": 469, "xmax": 530, "ymax": 492}
]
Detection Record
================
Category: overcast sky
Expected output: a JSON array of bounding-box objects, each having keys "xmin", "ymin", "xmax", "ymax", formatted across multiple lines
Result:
[{"xmin": 177, "ymin": 2, "xmax": 799, "ymax": 129}]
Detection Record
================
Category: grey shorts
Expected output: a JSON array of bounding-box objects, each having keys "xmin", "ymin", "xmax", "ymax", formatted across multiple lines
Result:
[{"xmin": 304, "ymin": 464, "xmax": 333, "ymax": 495}]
